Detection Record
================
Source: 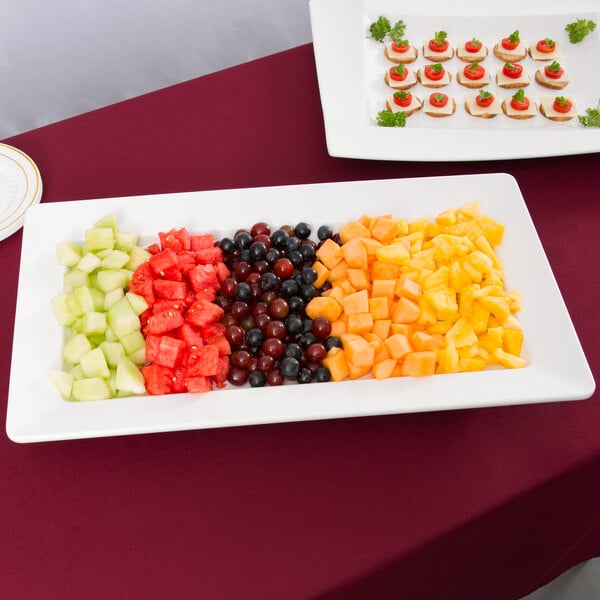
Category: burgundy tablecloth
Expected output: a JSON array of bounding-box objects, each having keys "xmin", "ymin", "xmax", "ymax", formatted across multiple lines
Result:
[{"xmin": 1, "ymin": 44, "xmax": 599, "ymax": 600}]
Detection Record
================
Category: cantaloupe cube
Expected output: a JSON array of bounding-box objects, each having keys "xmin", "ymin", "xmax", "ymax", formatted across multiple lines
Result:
[
  {"xmin": 372, "ymin": 319, "xmax": 392, "ymax": 340},
  {"xmin": 339, "ymin": 220, "xmax": 371, "ymax": 244},
  {"xmin": 390, "ymin": 323, "xmax": 414, "ymax": 337},
  {"xmin": 358, "ymin": 214, "xmax": 373, "ymax": 229},
  {"xmin": 402, "ymin": 351, "xmax": 437, "ymax": 377},
  {"xmin": 371, "ymin": 279, "xmax": 396, "ymax": 301},
  {"xmin": 347, "ymin": 362, "xmax": 371, "ymax": 380},
  {"xmin": 347, "ymin": 312, "xmax": 373, "ymax": 335},
  {"xmin": 313, "ymin": 261, "xmax": 330, "ymax": 288},
  {"xmin": 338, "ymin": 279, "xmax": 357, "ymax": 296},
  {"xmin": 328, "ymin": 259, "xmax": 349, "ymax": 282},
  {"xmin": 368, "ymin": 296, "xmax": 389, "ymax": 320},
  {"xmin": 394, "ymin": 275, "xmax": 422, "ymax": 301},
  {"xmin": 327, "ymin": 285, "xmax": 346, "ymax": 306},
  {"xmin": 359, "ymin": 237, "xmax": 383, "ymax": 257},
  {"xmin": 331, "ymin": 319, "xmax": 347, "ymax": 336},
  {"xmin": 384, "ymin": 333, "xmax": 412, "ymax": 360},
  {"xmin": 305, "ymin": 296, "xmax": 343, "ymax": 322},
  {"xmin": 343, "ymin": 289, "xmax": 369, "ymax": 315},
  {"xmin": 370, "ymin": 261, "xmax": 401, "ymax": 280},
  {"xmin": 411, "ymin": 330, "xmax": 433, "ymax": 351},
  {"xmin": 316, "ymin": 238, "xmax": 343, "ymax": 269},
  {"xmin": 342, "ymin": 335, "xmax": 375, "ymax": 368},
  {"xmin": 366, "ymin": 335, "xmax": 391, "ymax": 362},
  {"xmin": 342, "ymin": 238, "xmax": 368, "ymax": 270},
  {"xmin": 347, "ymin": 268, "xmax": 370, "ymax": 290},
  {"xmin": 322, "ymin": 347, "xmax": 349, "ymax": 382},
  {"xmin": 372, "ymin": 358, "xmax": 397, "ymax": 380},
  {"xmin": 370, "ymin": 216, "xmax": 401, "ymax": 244},
  {"xmin": 391, "ymin": 296, "xmax": 421, "ymax": 323}
]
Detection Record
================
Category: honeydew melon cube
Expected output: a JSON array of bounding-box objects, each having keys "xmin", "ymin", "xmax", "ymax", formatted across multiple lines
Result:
[
  {"xmin": 125, "ymin": 246, "xmax": 152, "ymax": 271},
  {"xmin": 72, "ymin": 377, "xmax": 111, "ymax": 401},
  {"xmin": 70, "ymin": 318, "xmax": 83, "ymax": 333},
  {"xmin": 56, "ymin": 241, "xmax": 82, "ymax": 268},
  {"xmin": 126, "ymin": 292, "xmax": 148, "ymax": 315},
  {"xmin": 94, "ymin": 214, "xmax": 119, "ymax": 232},
  {"xmin": 95, "ymin": 249, "xmax": 114, "ymax": 260},
  {"xmin": 127, "ymin": 347, "xmax": 146, "ymax": 366},
  {"xmin": 99, "ymin": 340, "xmax": 126, "ymax": 368},
  {"xmin": 104, "ymin": 325, "xmax": 118, "ymax": 342},
  {"xmin": 48, "ymin": 368, "xmax": 74, "ymax": 399},
  {"xmin": 87, "ymin": 334, "xmax": 106, "ymax": 347},
  {"xmin": 77, "ymin": 252, "xmax": 102, "ymax": 274},
  {"xmin": 81, "ymin": 310, "xmax": 107, "ymax": 335},
  {"xmin": 96, "ymin": 269, "xmax": 129, "ymax": 293},
  {"xmin": 66, "ymin": 285, "xmax": 96, "ymax": 316},
  {"xmin": 120, "ymin": 330, "xmax": 145, "ymax": 355},
  {"xmin": 63, "ymin": 269, "xmax": 90, "ymax": 294},
  {"xmin": 116, "ymin": 231, "xmax": 139, "ymax": 251},
  {"xmin": 90, "ymin": 288, "xmax": 104, "ymax": 310},
  {"xmin": 80, "ymin": 347, "xmax": 111, "ymax": 379},
  {"xmin": 70, "ymin": 364, "xmax": 84, "ymax": 380},
  {"xmin": 51, "ymin": 292, "xmax": 77, "ymax": 327},
  {"xmin": 115, "ymin": 356, "xmax": 146, "ymax": 395},
  {"xmin": 101, "ymin": 249, "xmax": 131, "ymax": 270},
  {"xmin": 108, "ymin": 297, "xmax": 140, "ymax": 339},
  {"xmin": 62, "ymin": 332, "xmax": 92, "ymax": 365},
  {"xmin": 85, "ymin": 227, "xmax": 114, "ymax": 251},
  {"xmin": 103, "ymin": 287, "xmax": 124, "ymax": 310}
]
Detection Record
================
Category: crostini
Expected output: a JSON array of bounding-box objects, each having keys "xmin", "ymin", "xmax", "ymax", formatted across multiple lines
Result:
[
  {"xmin": 493, "ymin": 30, "xmax": 527, "ymax": 62},
  {"xmin": 385, "ymin": 90, "xmax": 423, "ymax": 116},
  {"xmin": 384, "ymin": 64, "xmax": 418, "ymax": 90},
  {"xmin": 384, "ymin": 40, "xmax": 419, "ymax": 64},
  {"xmin": 423, "ymin": 92, "xmax": 456, "ymax": 117},
  {"xmin": 457, "ymin": 37, "xmax": 488, "ymax": 62},
  {"xmin": 417, "ymin": 63, "xmax": 452, "ymax": 88},
  {"xmin": 529, "ymin": 38, "xmax": 563, "ymax": 61},
  {"xmin": 535, "ymin": 61, "xmax": 569, "ymax": 90},
  {"xmin": 496, "ymin": 62, "xmax": 530, "ymax": 89},
  {"xmin": 464, "ymin": 90, "xmax": 502, "ymax": 118},
  {"xmin": 501, "ymin": 89, "xmax": 538, "ymax": 119},
  {"xmin": 423, "ymin": 31, "xmax": 454, "ymax": 61},
  {"xmin": 539, "ymin": 95, "xmax": 578, "ymax": 121},
  {"xmin": 457, "ymin": 62, "xmax": 491, "ymax": 88}
]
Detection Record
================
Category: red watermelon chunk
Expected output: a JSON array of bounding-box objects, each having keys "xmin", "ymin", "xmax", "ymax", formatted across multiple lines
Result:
[
  {"xmin": 185, "ymin": 299, "xmax": 224, "ymax": 328},
  {"xmin": 142, "ymin": 364, "xmax": 175, "ymax": 395},
  {"xmin": 155, "ymin": 336, "xmax": 186, "ymax": 369},
  {"xmin": 185, "ymin": 375, "xmax": 212, "ymax": 393},
  {"xmin": 147, "ymin": 309, "xmax": 185, "ymax": 335},
  {"xmin": 190, "ymin": 234, "xmax": 214, "ymax": 251},
  {"xmin": 153, "ymin": 279, "xmax": 187, "ymax": 300},
  {"xmin": 195, "ymin": 247, "xmax": 224, "ymax": 265},
  {"xmin": 188, "ymin": 263, "xmax": 219, "ymax": 293}
]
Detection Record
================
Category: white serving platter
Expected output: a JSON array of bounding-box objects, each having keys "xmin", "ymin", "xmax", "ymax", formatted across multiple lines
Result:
[
  {"xmin": 309, "ymin": 0, "xmax": 600, "ymax": 160},
  {"xmin": 0, "ymin": 143, "xmax": 43, "ymax": 241},
  {"xmin": 6, "ymin": 174, "xmax": 595, "ymax": 443}
]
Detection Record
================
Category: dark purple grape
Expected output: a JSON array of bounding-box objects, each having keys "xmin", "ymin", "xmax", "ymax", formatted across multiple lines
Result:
[
  {"xmin": 231, "ymin": 350, "xmax": 252, "ymax": 369},
  {"xmin": 249, "ymin": 241, "xmax": 268, "ymax": 262},
  {"xmin": 262, "ymin": 337, "xmax": 285, "ymax": 358},
  {"xmin": 227, "ymin": 367, "xmax": 249, "ymax": 386},
  {"xmin": 317, "ymin": 225, "xmax": 333, "ymax": 241},
  {"xmin": 245, "ymin": 328, "xmax": 265, "ymax": 348},
  {"xmin": 315, "ymin": 366, "xmax": 331, "ymax": 382},
  {"xmin": 220, "ymin": 237, "xmax": 236, "ymax": 254},
  {"xmin": 281, "ymin": 357, "xmax": 300, "ymax": 379},
  {"xmin": 294, "ymin": 222, "xmax": 311, "ymax": 239},
  {"xmin": 268, "ymin": 298, "xmax": 289, "ymax": 319},
  {"xmin": 248, "ymin": 370, "xmax": 267, "ymax": 387},
  {"xmin": 305, "ymin": 343, "xmax": 327, "ymax": 363},
  {"xmin": 297, "ymin": 368, "xmax": 313, "ymax": 384},
  {"xmin": 284, "ymin": 343, "xmax": 303, "ymax": 360},
  {"xmin": 234, "ymin": 231, "xmax": 253, "ymax": 250},
  {"xmin": 271, "ymin": 229, "xmax": 290, "ymax": 249},
  {"xmin": 235, "ymin": 282, "xmax": 251, "ymax": 302},
  {"xmin": 323, "ymin": 336, "xmax": 343, "ymax": 351},
  {"xmin": 250, "ymin": 222, "xmax": 270, "ymax": 237},
  {"xmin": 311, "ymin": 317, "xmax": 332, "ymax": 339},
  {"xmin": 264, "ymin": 320, "xmax": 287, "ymax": 340},
  {"xmin": 225, "ymin": 325, "xmax": 245, "ymax": 346},
  {"xmin": 266, "ymin": 370, "xmax": 284, "ymax": 386}
]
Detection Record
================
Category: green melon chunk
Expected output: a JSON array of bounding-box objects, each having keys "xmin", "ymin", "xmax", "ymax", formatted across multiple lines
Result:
[
  {"xmin": 115, "ymin": 356, "xmax": 146, "ymax": 395},
  {"xmin": 101, "ymin": 249, "xmax": 131, "ymax": 270},
  {"xmin": 48, "ymin": 368, "xmax": 74, "ymax": 399},
  {"xmin": 96, "ymin": 269, "xmax": 129, "ymax": 293},
  {"xmin": 126, "ymin": 292, "xmax": 148, "ymax": 315},
  {"xmin": 72, "ymin": 377, "xmax": 111, "ymax": 401},
  {"xmin": 77, "ymin": 252, "xmax": 102, "ymax": 274},
  {"xmin": 115, "ymin": 231, "xmax": 139, "ymax": 251},
  {"xmin": 79, "ymin": 347, "xmax": 111, "ymax": 379},
  {"xmin": 127, "ymin": 347, "xmax": 146, "ymax": 366},
  {"xmin": 63, "ymin": 269, "xmax": 90, "ymax": 294},
  {"xmin": 85, "ymin": 227, "xmax": 115, "ymax": 251},
  {"xmin": 94, "ymin": 214, "xmax": 119, "ymax": 232},
  {"xmin": 67, "ymin": 285, "xmax": 96, "ymax": 316},
  {"xmin": 99, "ymin": 341, "xmax": 126, "ymax": 368},
  {"xmin": 125, "ymin": 246, "xmax": 152, "ymax": 271},
  {"xmin": 81, "ymin": 310, "xmax": 107, "ymax": 335},
  {"xmin": 107, "ymin": 297, "xmax": 140, "ymax": 339},
  {"xmin": 56, "ymin": 241, "xmax": 82, "ymax": 268},
  {"xmin": 120, "ymin": 330, "xmax": 145, "ymax": 355},
  {"xmin": 103, "ymin": 288, "xmax": 124, "ymax": 310},
  {"xmin": 51, "ymin": 293, "xmax": 77, "ymax": 327},
  {"xmin": 62, "ymin": 333, "xmax": 92, "ymax": 365}
]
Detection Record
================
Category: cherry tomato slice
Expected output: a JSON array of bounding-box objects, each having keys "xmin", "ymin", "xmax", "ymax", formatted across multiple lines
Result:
[
  {"xmin": 428, "ymin": 39, "xmax": 449, "ymax": 53},
  {"xmin": 429, "ymin": 93, "xmax": 448, "ymax": 108},
  {"xmin": 501, "ymin": 37, "xmax": 520, "ymax": 51},
  {"xmin": 424, "ymin": 65, "xmax": 445, "ymax": 81},
  {"xmin": 465, "ymin": 40, "xmax": 482, "ymax": 53},
  {"xmin": 510, "ymin": 97, "xmax": 530, "ymax": 111},
  {"xmin": 391, "ymin": 41, "xmax": 410, "ymax": 53},
  {"xmin": 502, "ymin": 62, "xmax": 523, "ymax": 79},
  {"xmin": 536, "ymin": 39, "xmax": 555, "ymax": 53},
  {"xmin": 476, "ymin": 94, "xmax": 494, "ymax": 108},
  {"xmin": 463, "ymin": 64, "xmax": 485, "ymax": 80},
  {"xmin": 544, "ymin": 65, "xmax": 564, "ymax": 79},
  {"xmin": 389, "ymin": 66, "xmax": 408, "ymax": 81},
  {"xmin": 552, "ymin": 98, "xmax": 572, "ymax": 114},
  {"xmin": 393, "ymin": 92, "xmax": 413, "ymax": 108}
]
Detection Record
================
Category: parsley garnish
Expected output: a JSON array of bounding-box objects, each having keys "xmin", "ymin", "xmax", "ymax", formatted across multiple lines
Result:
[
  {"xmin": 547, "ymin": 60, "xmax": 561, "ymax": 72},
  {"xmin": 470, "ymin": 37, "xmax": 482, "ymax": 47},
  {"xmin": 393, "ymin": 90, "xmax": 409, "ymax": 100},
  {"xmin": 544, "ymin": 37, "xmax": 556, "ymax": 48},
  {"xmin": 565, "ymin": 18, "xmax": 596, "ymax": 43},
  {"xmin": 393, "ymin": 64, "xmax": 406, "ymax": 76},
  {"xmin": 504, "ymin": 62, "xmax": 517, "ymax": 70},
  {"xmin": 377, "ymin": 109, "xmax": 407, "ymax": 127},
  {"xmin": 431, "ymin": 63, "xmax": 444, "ymax": 73},
  {"xmin": 432, "ymin": 94, "xmax": 446, "ymax": 103},
  {"xmin": 478, "ymin": 90, "xmax": 493, "ymax": 99},
  {"xmin": 512, "ymin": 89, "xmax": 525, "ymax": 102},
  {"xmin": 389, "ymin": 20, "xmax": 406, "ymax": 43},
  {"xmin": 368, "ymin": 16, "xmax": 391, "ymax": 42},
  {"xmin": 555, "ymin": 96, "xmax": 569, "ymax": 106},
  {"xmin": 508, "ymin": 30, "xmax": 520, "ymax": 43},
  {"xmin": 579, "ymin": 99, "xmax": 600, "ymax": 127},
  {"xmin": 434, "ymin": 30, "xmax": 447, "ymax": 43},
  {"xmin": 468, "ymin": 62, "xmax": 480, "ymax": 70}
]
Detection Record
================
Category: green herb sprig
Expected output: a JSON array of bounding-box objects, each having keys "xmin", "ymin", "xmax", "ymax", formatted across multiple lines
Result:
[
  {"xmin": 368, "ymin": 16, "xmax": 406, "ymax": 43},
  {"xmin": 579, "ymin": 99, "xmax": 600, "ymax": 127},
  {"xmin": 565, "ymin": 18, "xmax": 596, "ymax": 43},
  {"xmin": 377, "ymin": 110, "xmax": 407, "ymax": 127}
]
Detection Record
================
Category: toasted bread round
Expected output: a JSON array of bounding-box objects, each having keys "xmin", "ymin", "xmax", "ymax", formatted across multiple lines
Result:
[
  {"xmin": 417, "ymin": 70, "xmax": 452, "ymax": 88},
  {"xmin": 384, "ymin": 70, "xmax": 417, "ymax": 90},
  {"xmin": 456, "ymin": 71, "xmax": 489, "ymax": 89},
  {"xmin": 493, "ymin": 43, "xmax": 527, "ymax": 62},
  {"xmin": 496, "ymin": 74, "xmax": 530, "ymax": 89},
  {"xmin": 501, "ymin": 99, "xmax": 536, "ymax": 119},
  {"xmin": 422, "ymin": 47, "xmax": 454, "ymax": 62},
  {"xmin": 385, "ymin": 97, "xmax": 422, "ymax": 117},
  {"xmin": 457, "ymin": 46, "xmax": 488, "ymax": 62},
  {"xmin": 384, "ymin": 44, "xmax": 419, "ymax": 64},
  {"xmin": 534, "ymin": 69, "xmax": 568, "ymax": 90},
  {"xmin": 464, "ymin": 101, "xmax": 498, "ymax": 119},
  {"xmin": 423, "ymin": 98, "xmax": 456, "ymax": 117},
  {"xmin": 540, "ymin": 103, "xmax": 574, "ymax": 121}
]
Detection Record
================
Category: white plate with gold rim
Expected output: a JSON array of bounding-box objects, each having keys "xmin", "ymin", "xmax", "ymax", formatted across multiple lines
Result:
[{"xmin": 0, "ymin": 144, "xmax": 43, "ymax": 241}]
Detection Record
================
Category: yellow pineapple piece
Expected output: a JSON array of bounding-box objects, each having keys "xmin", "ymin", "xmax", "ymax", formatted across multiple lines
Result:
[
  {"xmin": 476, "ymin": 215, "xmax": 505, "ymax": 246},
  {"xmin": 422, "ymin": 265, "xmax": 450, "ymax": 289},
  {"xmin": 502, "ymin": 314, "xmax": 523, "ymax": 331},
  {"xmin": 409, "ymin": 217, "xmax": 431, "ymax": 234},
  {"xmin": 479, "ymin": 295, "xmax": 511, "ymax": 322},
  {"xmin": 474, "ymin": 235, "xmax": 502, "ymax": 269},
  {"xmin": 460, "ymin": 356, "xmax": 488, "ymax": 371},
  {"xmin": 446, "ymin": 316, "xmax": 478, "ymax": 348},
  {"xmin": 435, "ymin": 208, "xmax": 457, "ymax": 226},
  {"xmin": 504, "ymin": 289, "xmax": 523, "ymax": 312},
  {"xmin": 456, "ymin": 200, "xmax": 481, "ymax": 219},
  {"xmin": 503, "ymin": 329, "xmax": 524, "ymax": 356},
  {"xmin": 423, "ymin": 285, "xmax": 459, "ymax": 320},
  {"xmin": 466, "ymin": 250, "xmax": 493, "ymax": 275},
  {"xmin": 478, "ymin": 326, "xmax": 504, "ymax": 354},
  {"xmin": 437, "ymin": 344, "xmax": 460, "ymax": 374},
  {"xmin": 492, "ymin": 348, "xmax": 526, "ymax": 369},
  {"xmin": 470, "ymin": 301, "xmax": 491, "ymax": 334},
  {"xmin": 375, "ymin": 242, "xmax": 410, "ymax": 265}
]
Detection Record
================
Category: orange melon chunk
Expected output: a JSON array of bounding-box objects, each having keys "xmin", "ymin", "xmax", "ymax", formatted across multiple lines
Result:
[{"xmin": 402, "ymin": 351, "xmax": 437, "ymax": 377}]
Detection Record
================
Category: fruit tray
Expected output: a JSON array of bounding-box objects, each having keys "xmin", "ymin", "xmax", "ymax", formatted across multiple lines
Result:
[{"xmin": 6, "ymin": 174, "xmax": 595, "ymax": 442}]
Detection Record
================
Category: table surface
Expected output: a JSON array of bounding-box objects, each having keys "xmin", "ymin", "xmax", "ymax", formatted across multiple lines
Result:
[{"xmin": 1, "ymin": 44, "xmax": 599, "ymax": 600}]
